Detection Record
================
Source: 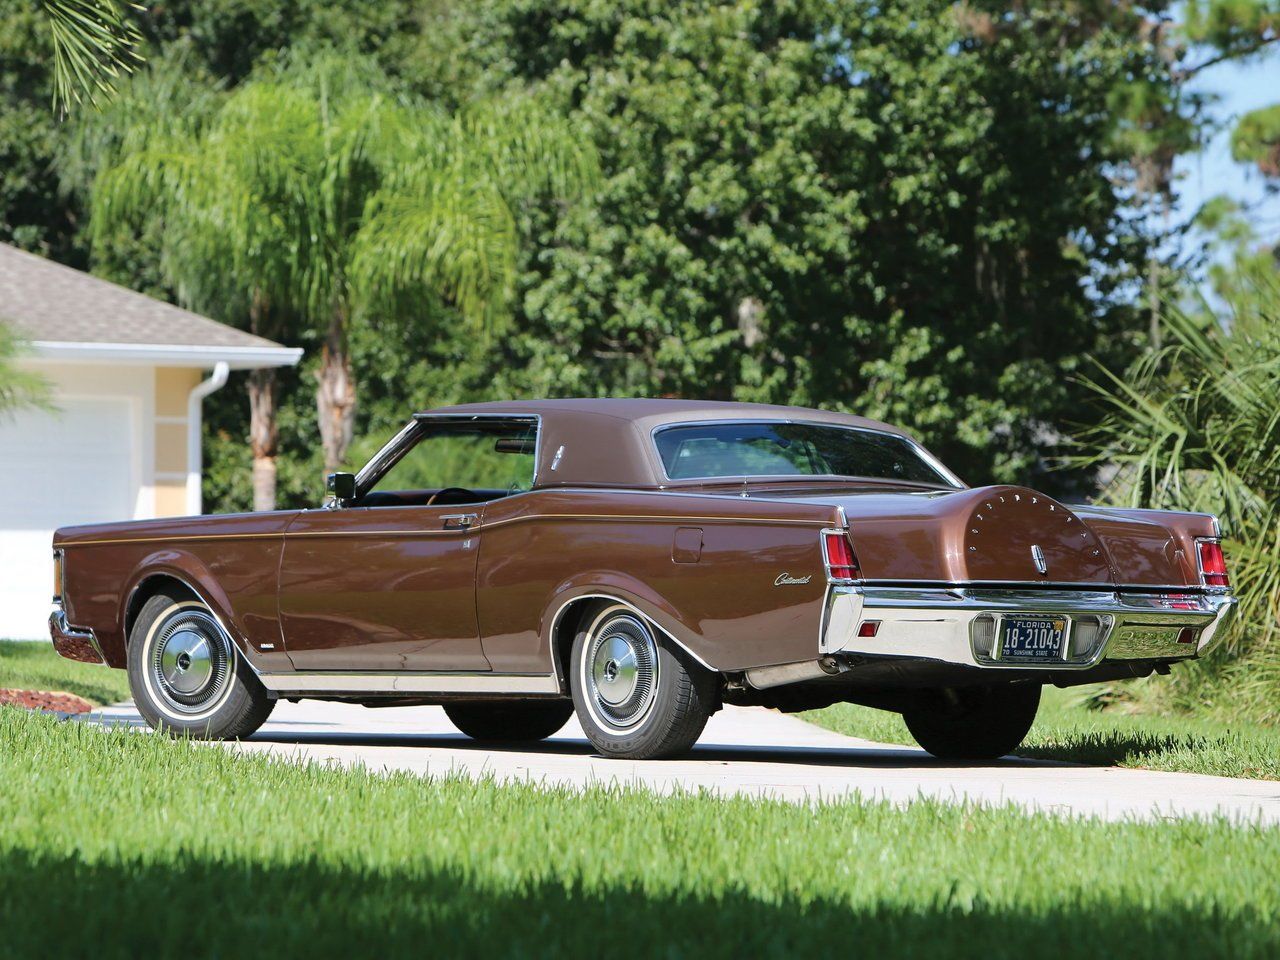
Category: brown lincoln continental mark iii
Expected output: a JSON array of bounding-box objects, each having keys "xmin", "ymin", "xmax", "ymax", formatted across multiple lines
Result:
[{"xmin": 50, "ymin": 399, "xmax": 1236, "ymax": 760}]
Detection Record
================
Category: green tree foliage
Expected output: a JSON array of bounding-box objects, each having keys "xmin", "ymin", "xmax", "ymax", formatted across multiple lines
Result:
[
  {"xmin": 1183, "ymin": 0, "xmax": 1279, "ymax": 61},
  {"xmin": 1231, "ymin": 102, "xmax": 1280, "ymax": 176},
  {"xmin": 0, "ymin": 6, "xmax": 81, "ymax": 259},
  {"xmin": 446, "ymin": 0, "xmax": 1175, "ymax": 490}
]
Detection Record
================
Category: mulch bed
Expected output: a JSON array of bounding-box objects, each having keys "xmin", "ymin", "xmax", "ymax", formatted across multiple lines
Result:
[{"xmin": 0, "ymin": 689, "xmax": 94, "ymax": 715}]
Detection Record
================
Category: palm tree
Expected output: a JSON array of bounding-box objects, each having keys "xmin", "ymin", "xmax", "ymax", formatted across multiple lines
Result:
[
  {"xmin": 91, "ymin": 53, "xmax": 597, "ymax": 500},
  {"xmin": 86, "ymin": 68, "xmax": 309, "ymax": 510},
  {"xmin": 239, "ymin": 56, "xmax": 599, "ymax": 472}
]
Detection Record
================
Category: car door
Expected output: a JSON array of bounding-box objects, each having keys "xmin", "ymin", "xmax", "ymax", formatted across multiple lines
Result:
[
  {"xmin": 278, "ymin": 503, "xmax": 486, "ymax": 672},
  {"xmin": 276, "ymin": 416, "xmax": 537, "ymax": 673}
]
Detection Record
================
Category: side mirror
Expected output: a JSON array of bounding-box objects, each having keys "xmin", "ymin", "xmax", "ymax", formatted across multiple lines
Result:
[{"xmin": 326, "ymin": 472, "xmax": 356, "ymax": 505}]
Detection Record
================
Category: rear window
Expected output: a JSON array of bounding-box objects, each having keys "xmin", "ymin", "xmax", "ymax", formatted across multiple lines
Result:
[{"xmin": 653, "ymin": 422, "xmax": 954, "ymax": 485}]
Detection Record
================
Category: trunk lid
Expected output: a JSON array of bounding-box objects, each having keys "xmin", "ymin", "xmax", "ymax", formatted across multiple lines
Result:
[{"xmin": 774, "ymin": 484, "xmax": 1194, "ymax": 587}]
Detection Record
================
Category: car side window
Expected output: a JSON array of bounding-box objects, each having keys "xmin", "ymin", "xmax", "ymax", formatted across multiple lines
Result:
[{"xmin": 369, "ymin": 422, "xmax": 537, "ymax": 500}]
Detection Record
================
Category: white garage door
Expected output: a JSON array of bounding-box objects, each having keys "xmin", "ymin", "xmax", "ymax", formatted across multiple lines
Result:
[{"xmin": 0, "ymin": 398, "xmax": 135, "ymax": 639}]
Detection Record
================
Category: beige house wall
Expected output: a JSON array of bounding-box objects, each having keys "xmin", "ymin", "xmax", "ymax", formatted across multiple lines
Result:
[{"xmin": 154, "ymin": 367, "xmax": 201, "ymax": 518}]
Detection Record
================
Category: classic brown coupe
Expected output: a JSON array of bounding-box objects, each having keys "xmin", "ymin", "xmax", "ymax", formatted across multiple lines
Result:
[{"xmin": 50, "ymin": 399, "xmax": 1236, "ymax": 759}]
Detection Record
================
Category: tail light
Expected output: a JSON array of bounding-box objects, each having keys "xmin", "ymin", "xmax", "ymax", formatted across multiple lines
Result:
[
  {"xmin": 1196, "ymin": 539, "xmax": 1229, "ymax": 588},
  {"xmin": 822, "ymin": 529, "xmax": 861, "ymax": 583}
]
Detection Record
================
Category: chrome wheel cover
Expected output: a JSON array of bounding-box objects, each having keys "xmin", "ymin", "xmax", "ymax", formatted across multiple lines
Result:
[
  {"xmin": 583, "ymin": 613, "xmax": 659, "ymax": 732},
  {"xmin": 148, "ymin": 608, "xmax": 233, "ymax": 715}
]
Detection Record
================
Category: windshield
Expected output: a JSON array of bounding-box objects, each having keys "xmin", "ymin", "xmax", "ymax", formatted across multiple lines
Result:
[{"xmin": 653, "ymin": 422, "xmax": 956, "ymax": 486}]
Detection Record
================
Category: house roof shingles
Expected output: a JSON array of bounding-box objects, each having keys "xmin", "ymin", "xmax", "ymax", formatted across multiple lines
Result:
[{"xmin": 0, "ymin": 243, "xmax": 296, "ymax": 365}]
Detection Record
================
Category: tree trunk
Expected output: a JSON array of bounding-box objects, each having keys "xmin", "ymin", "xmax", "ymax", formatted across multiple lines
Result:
[
  {"xmin": 316, "ymin": 304, "xmax": 356, "ymax": 474},
  {"xmin": 246, "ymin": 291, "xmax": 278, "ymax": 512},
  {"xmin": 247, "ymin": 367, "xmax": 278, "ymax": 512}
]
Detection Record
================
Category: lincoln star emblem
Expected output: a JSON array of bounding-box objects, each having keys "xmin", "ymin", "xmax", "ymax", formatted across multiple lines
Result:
[
  {"xmin": 774, "ymin": 573, "xmax": 812, "ymax": 586},
  {"xmin": 1031, "ymin": 544, "xmax": 1048, "ymax": 575}
]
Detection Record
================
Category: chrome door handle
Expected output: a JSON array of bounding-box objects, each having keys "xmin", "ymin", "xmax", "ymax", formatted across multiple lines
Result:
[{"xmin": 441, "ymin": 513, "xmax": 479, "ymax": 529}]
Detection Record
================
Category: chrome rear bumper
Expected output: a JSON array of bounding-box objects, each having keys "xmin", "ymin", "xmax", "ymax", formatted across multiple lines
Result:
[{"xmin": 821, "ymin": 586, "xmax": 1236, "ymax": 670}]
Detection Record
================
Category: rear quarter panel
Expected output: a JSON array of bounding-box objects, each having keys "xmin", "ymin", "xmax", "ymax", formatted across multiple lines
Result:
[{"xmin": 476, "ymin": 490, "xmax": 835, "ymax": 674}]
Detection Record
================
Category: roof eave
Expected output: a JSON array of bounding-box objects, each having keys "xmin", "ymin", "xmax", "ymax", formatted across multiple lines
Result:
[{"xmin": 28, "ymin": 340, "xmax": 303, "ymax": 370}]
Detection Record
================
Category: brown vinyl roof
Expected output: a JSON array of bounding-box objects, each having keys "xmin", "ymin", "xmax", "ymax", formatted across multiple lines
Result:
[
  {"xmin": 0, "ymin": 242, "xmax": 289, "ymax": 353},
  {"xmin": 425, "ymin": 398, "xmax": 916, "ymax": 488}
]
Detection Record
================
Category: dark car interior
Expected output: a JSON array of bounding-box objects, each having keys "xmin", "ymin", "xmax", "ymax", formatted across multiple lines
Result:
[
  {"xmin": 356, "ymin": 486, "xmax": 513, "ymax": 508},
  {"xmin": 351, "ymin": 420, "xmax": 537, "ymax": 509}
]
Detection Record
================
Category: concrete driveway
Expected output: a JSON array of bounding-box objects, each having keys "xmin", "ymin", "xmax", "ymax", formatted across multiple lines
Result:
[{"xmin": 86, "ymin": 700, "xmax": 1280, "ymax": 824}]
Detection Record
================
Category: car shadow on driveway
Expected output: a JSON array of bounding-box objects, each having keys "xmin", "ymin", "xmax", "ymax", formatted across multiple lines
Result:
[{"xmin": 242, "ymin": 728, "xmax": 1067, "ymax": 769}]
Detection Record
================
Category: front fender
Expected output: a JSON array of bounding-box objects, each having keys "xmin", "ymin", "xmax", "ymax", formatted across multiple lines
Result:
[{"xmin": 119, "ymin": 550, "xmax": 266, "ymax": 671}]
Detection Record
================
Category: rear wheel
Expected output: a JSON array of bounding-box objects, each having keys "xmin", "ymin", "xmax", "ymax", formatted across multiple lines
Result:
[
  {"xmin": 569, "ymin": 603, "xmax": 715, "ymax": 760},
  {"xmin": 903, "ymin": 683, "xmax": 1041, "ymax": 760},
  {"xmin": 127, "ymin": 589, "xmax": 274, "ymax": 740},
  {"xmin": 444, "ymin": 700, "xmax": 573, "ymax": 742}
]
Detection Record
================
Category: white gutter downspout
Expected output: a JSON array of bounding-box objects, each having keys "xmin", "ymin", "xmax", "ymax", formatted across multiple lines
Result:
[{"xmin": 186, "ymin": 361, "xmax": 229, "ymax": 515}]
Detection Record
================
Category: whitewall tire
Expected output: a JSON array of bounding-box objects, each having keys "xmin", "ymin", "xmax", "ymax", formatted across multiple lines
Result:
[
  {"xmin": 127, "ymin": 589, "xmax": 274, "ymax": 740},
  {"xmin": 569, "ymin": 603, "xmax": 715, "ymax": 760}
]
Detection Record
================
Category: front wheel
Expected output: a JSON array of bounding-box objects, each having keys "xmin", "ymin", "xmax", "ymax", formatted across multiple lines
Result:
[
  {"xmin": 902, "ymin": 683, "xmax": 1041, "ymax": 760},
  {"xmin": 444, "ymin": 700, "xmax": 573, "ymax": 742},
  {"xmin": 569, "ymin": 604, "xmax": 715, "ymax": 760},
  {"xmin": 127, "ymin": 589, "xmax": 274, "ymax": 740}
]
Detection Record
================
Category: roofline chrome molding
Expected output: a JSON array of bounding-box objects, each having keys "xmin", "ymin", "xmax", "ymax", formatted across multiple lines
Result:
[
  {"xmin": 545, "ymin": 592, "xmax": 716, "ymax": 691},
  {"xmin": 648, "ymin": 418, "xmax": 965, "ymax": 488}
]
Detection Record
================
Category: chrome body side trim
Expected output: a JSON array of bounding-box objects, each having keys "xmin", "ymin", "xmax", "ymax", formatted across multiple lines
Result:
[
  {"xmin": 857, "ymin": 579, "xmax": 1213, "ymax": 593},
  {"xmin": 821, "ymin": 585, "xmax": 1237, "ymax": 670},
  {"xmin": 257, "ymin": 671, "xmax": 560, "ymax": 694}
]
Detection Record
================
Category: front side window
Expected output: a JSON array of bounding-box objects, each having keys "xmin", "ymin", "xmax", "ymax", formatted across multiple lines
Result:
[
  {"xmin": 653, "ymin": 422, "xmax": 955, "ymax": 486},
  {"xmin": 365, "ymin": 419, "xmax": 536, "ymax": 500}
]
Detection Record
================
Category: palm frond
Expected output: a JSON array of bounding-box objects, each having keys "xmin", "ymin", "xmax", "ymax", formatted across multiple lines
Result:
[
  {"xmin": 353, "ymin": 169, "xmax": 518, "ymax": 328},
  {"xmin": 0, "ymin": 323, "xmax": 53, "ymax": 418},
  {"xmin": 1074, "ymin": 275, "xmax": 1280, "ymax": 661},
  {"xmin": 41, "ymin": 0, "xmax": 145, "ymax": 115}
]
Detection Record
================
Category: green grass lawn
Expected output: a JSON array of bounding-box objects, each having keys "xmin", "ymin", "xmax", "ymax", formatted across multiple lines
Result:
[
  {"xmin": 1, "ymin": 708, "xmax": 1277, "ymax": 958},
  {"xmin": 0, "ymin": 639, "xmax": 131, "ymax": 705},
  {"xmin": 805, "ymin": 685, "xmax": 1280, "ymax": 781}
]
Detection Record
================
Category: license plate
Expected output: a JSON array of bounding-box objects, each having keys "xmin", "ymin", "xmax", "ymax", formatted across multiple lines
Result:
[{"xmin": 999, "ymin": 616, "xmax": 1067, "ymax": 661}]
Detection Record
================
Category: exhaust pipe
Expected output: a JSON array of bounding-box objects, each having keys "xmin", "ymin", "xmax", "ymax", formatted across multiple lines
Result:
[{"xmin": 744, "ymin": 657, "xmax": 848, "ymax": 690}]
